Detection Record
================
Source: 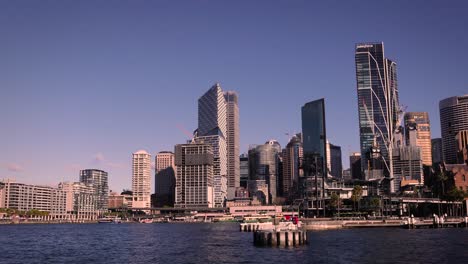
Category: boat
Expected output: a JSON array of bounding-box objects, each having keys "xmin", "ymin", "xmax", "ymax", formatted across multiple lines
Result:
[
  {"xmin": 98, "ymin": 216, "xmax": 122, "ymax": 224},
  {"xmin": 139, "ymin": 218, "xmax": 153, "ymax": 224}
]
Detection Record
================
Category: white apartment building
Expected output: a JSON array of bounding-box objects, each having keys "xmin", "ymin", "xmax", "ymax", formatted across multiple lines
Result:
[{"xmin": 132, "ymin": 150, "xmax": 152, "ymax": 208}]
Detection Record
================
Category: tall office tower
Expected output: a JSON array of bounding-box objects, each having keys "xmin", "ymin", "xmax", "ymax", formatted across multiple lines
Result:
[
  {"xmin": 224, "ymin": 91, "xmax": 240, "ymax": 199},
  {"xmin": 355, "ymin": 42, "xmax": 400, "ymax": 184},
  {"xmin": 456, "ymin": 130, "xmax": 468, "ymax": 164},
  {"xmin": 282, "ymin": 134, "xmax": 303, "ymax": 199},
  {"xmin": 154, "ymin": 151, "xmax": 176, "ymax": 207},
  {"xmin": 327, "ymin": 141, "xmax": 343, "ymax": 178},
  {"xmin": 196, "ymin": 83, "xmax": 227, "ymax": 207},
  {"xmin": 174, "ymin": 142, "xmax": 214, "ymax": 208},
  {"xmin": 404, "ymin": 112, "xmax": 432, "ymax": 166},
  {"xmin": 132, "ymin": 150, "xmax": 152, "ymax": 208},
  {"xmin": 431, "ymin": 138, "xmax": 443, "ymax": 164},
  {"xmin": 350, "ymin": 152, "xmax": 362, "ymax": 179},
  {"xmin": 248, "ymin": 140, "xmax": 281, "ymax": 204},
  {"xmin": 79, "ymin": 169, "xmax": 108, "ymax": 211},
  {"xmin": 440, "ymin": 95, "xmax": 468, "ymax": 164},
  {"xmin": 239, "ymin": 154, "xmax": 249, "ymax": 188},
  {"xmin": 302, "ymin": 98, "xmax": 327, "ymax": 214}
]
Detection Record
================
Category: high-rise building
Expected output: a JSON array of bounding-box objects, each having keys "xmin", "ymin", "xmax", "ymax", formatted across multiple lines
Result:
[
  {"xmin": 79, "ymin": 169, "xmax": 108, "ymax": 211},
  {"xmin": 392, "ymin": 146, "xmax": 424, "ymax": 192},
  {"xmin": 224, "ymin": 91, "xmax": 240, "ymax": 199},
  {"xmin": 248, "ymin": 140, "xmax": 281, "ymax": 204},
  {"xmin": 301, "ymin": 98, "xmax": 327, "ymax": 213},
  {"xmin": 240, "ymin": 154, "xmax": 249, "ymax": 188},
  {"xmin": 432, "ymin": 138, "xmax": 443, "ymax": 164},
  {"xmin": 327, "ymin": 142, "xmax": 343, "ymax": 178},
  {"xmin": 174, "ymin": 142, "xmax": 214, "ymax": 208},
  {"xmin": 154, "ymin": 151, "xmax": 176, "ymax": 207},
  {"xmin": 282, "ymin": 134, "xmax": 303, "ymax": 199},
  {"xmin": 198, "ymin": 83, "xmax": 227, "ymax": 137},
  {"xmin": 59, "ymin": 182, "xmax": 98, "ymax": 220},
  {"xmin": 196, "ymin": 83, "xmax": 228, "ymax": 207},
  {"xmin": 355, "ymin": 42, "xmax": 399, "ymax": 183},
  {"xmin": 404, "ymin": 112, "xmax": 432, "ymax": 166},
  {"xmin": 439, "ymin": 95, "xmax": 468, "ymax": 164},
  {"xmin": 132, "ymin": 150, "xmax": 152, "ymax": 208},
  {"xmin": 391, "ymin": 126, "xmax": 424, "ymax": 192},
  {"xmin": 350, "ymin": 152, "xmax": 362, "ymax": 179}
]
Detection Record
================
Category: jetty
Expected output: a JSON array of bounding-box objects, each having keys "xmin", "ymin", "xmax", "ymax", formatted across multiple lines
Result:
[
  {"xmin": 303, "ymin": 215, "xmax": 468, "ymax": 230},
  {"xmin": 241, "ymin": 221, "xmax": 308, "ymax": 247}
]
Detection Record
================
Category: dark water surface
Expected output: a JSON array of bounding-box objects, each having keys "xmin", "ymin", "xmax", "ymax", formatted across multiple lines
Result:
[{"xmin": 1, "ymin": 223, "xmax": 467, "ymax": 264}]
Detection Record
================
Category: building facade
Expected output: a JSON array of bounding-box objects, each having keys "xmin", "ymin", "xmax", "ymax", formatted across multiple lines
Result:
[
  {"xmin": 0, "ymin": 179, "xmax": 67, "ymax": 218},
  {"xmin": 59, "ymin": 182, "xmax": 98, "ymax": 220},
  {"xmin": 132, "ymin": 150, "xmax": 152, "ymax": 208},
  {"xmin": 154, "ymin": 151, "xmax": 176, "ymax": 207},
  {"xmin": 248, "ymin": 140, "xmax": 281, "ymax": 204},
  {"xmin": 301, "ymin": 98, "xmax": 327, "ymax": 210},
  {"xmin": 108, "ymin": 191, "xmax": 132, "ymax": 209},
  {"xmin": 392, "ymin": 146, "xmax": 424, "ymax": 193},
  {"xmin": 174, "ymin": 142, "xmax": 214, "ymax": 208},
  {"xmin": 196, "ymin": 83, "xmax": 228, "ymax": 207},
  {"xmin": 79, "ymin": 169, "xmax": 108, "ymax": 211},
  {"xmin": 439, "ymin": 95, "xmax": 468, "ymax": 164},
  {"xmin": 240, "ymin": 154, "xmax": 249, "ymax": 188},
  {"xmin": 404, "ymin": 112, "xmax": 432, "ymax": 166},
  {"xmin": 350, "ymin": 152, "xmax": 362, "ymax": 179},
  {"xmin": 224, "ymin": 91, "xmax": 240, "ymax": 199},
  {"xmin": 328, "ymin": 142, "xmax": 343, "ymax": 178},
  {"xmin": 282, "ymin": 134, "xmax": 303, "ymax": 199},
  {"xmin": 456, "ymin": 130, "xmax": 468, "ymax": 164},
  {"xmin": 355, "ymin": 42, "xmax": 399, "ymax": 183},
  {"xmin": 432, "ymin": 138, "xmax": 443, "ymax": 164}
]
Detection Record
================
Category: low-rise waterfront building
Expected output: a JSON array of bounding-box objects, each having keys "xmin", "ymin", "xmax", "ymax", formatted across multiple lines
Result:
[
  {"xmin": 229, "ymin": 205, "xmax": 282, "ymax": 217},
  {"xmin": 0, "ymin": 179, "xmax": 67, "ymax": 218},
  {"xmin": 108, "ymin": 191, "xmax": 132, "ymax": 209}
]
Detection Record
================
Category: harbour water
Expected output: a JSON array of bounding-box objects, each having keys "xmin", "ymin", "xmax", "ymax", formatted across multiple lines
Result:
[{"xmin": 1, "ymin": 223, "xmax": 467, "ymax": 263}]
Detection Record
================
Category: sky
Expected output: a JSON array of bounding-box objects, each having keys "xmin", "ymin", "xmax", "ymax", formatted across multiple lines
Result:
[{"xmin": 1, "ymin": 0, "xmax": 467, "ymax": 192}]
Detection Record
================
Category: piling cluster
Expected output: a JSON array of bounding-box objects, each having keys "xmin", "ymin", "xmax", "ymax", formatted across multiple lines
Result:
[{"xmin": 253, "ymin": 230, "xmax": 307, "ymax": 247}]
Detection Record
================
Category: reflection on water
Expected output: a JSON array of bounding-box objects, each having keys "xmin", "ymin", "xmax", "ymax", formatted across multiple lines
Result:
[{"xmin": 1, "ymin": 223, "xmax": 467, "ymax": 263}]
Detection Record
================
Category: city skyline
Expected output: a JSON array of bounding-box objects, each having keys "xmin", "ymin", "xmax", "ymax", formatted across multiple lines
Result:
[{"xmin": 2, "ymin": 1, "xmax": 468, "ymax": 192}]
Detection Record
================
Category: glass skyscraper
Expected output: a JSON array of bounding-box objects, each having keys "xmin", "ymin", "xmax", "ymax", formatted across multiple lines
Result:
[
  {"xmin": 302, "ymin": 98, "xmax": 327, "ymax": 177},
  {"xmin": 301, "ymin": 98, "xmax": 327, "ymax": 215},
  {"xmin": 196, "ymin": 83, "xmax": 227, "ymax": 207},
  {"xmin": 355, "ymin": 42, "xmax": 399, "ymax": 181}
]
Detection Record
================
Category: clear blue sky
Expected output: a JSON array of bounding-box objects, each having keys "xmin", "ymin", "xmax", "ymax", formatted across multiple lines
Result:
[{"xmin": 1, "ymin": 0, "xmax": 467, "ymax": 192}]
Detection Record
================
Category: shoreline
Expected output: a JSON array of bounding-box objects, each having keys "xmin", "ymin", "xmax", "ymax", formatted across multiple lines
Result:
[{"xmin": 2, "ymin": 218, "xmax": 468, "ymax": 230}]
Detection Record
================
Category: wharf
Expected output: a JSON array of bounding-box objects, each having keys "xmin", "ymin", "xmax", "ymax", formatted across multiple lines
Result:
[{"xmin": 303, "ymin": 217, "xmax": 468, "ymax": 230}]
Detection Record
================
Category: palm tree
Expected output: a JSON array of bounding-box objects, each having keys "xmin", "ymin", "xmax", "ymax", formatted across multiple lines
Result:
[{"xmin": 351, "ymin": 185, "xmax": 363, "ymax": 212}]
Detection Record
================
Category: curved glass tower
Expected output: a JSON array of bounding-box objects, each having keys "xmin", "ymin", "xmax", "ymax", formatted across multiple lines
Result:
[{"xmin": 355, "ymin": 42, "xmax": 399, "ymax": 182}]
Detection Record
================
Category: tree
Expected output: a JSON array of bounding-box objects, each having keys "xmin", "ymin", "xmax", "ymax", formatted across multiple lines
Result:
[
  {"xmin": 446, "ymin": 187, "xmax": 466, "ymax": 202},
  {"xmin": 351, "ymin": 185, "xmax": 363, "ymax": 212},
  {"xmin": 329, "ymin": 193, "xmax": 342, "ymax": 217},
  {"xmin": 369, "ymin": 197, "xmax": 381, "ymax": 215},
  {"xmin": 437, "ymin": 170, "xmax": 448, "ymax": 197}
]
